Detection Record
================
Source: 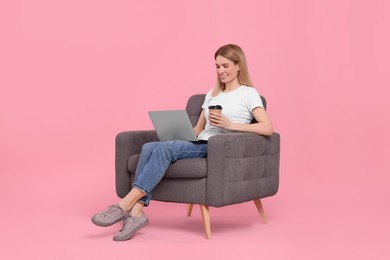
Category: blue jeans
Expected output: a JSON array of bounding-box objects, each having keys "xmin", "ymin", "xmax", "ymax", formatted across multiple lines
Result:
[{"xmin": 132, "ymin": 140, "xmax": 208, "ymax": 206}]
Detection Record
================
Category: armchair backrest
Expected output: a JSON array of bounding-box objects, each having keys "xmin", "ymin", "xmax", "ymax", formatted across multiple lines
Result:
[
  {"xmin": 185, "ymin": 94, "xmax": 267, "ymax": 127},
  {"xmin": 185, "ymin": 94, "xmax": 206, "ymax": 126}
]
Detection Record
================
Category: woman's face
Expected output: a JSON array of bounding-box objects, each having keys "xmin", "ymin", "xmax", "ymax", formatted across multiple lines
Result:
[{"xmin": 215, "ymin": 55, "xmax": 239, "ymax": 85}]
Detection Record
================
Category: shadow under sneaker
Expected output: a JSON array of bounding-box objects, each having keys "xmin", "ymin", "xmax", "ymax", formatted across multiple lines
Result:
[
  {"xmin": 91, "ymin": 204, "xmax": 126, "ymax": 227},
  {"xmin": 113, "ymin": 212, "xmax": 149, "ymax": 241}
]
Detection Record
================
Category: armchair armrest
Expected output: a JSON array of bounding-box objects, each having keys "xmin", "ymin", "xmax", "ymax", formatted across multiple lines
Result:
[
  {"xmin": 115, "ymin": 130, "xmax": 159, "ymax": 198},
  {"xmin": 206, "ymin": 132, "xmax": 280, "ymax": 207}
]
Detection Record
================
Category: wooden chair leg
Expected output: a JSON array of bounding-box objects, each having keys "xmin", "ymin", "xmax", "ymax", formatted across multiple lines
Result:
[
  {"xmin": 253, "ymin": 199, "xmax": 267, "ymax": 224},
  {"xmin": 199, "ymin": 204, "xmax": 211, "ymax": 239},
  {"xmin": 187, "ymin": 204, "xmax": 194, "ymax": 217}
]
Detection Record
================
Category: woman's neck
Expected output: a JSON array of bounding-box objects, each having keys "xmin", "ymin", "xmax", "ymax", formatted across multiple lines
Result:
[{"xmin": 224, "ymin": 79, "xmax": 241, "ymax": 92}]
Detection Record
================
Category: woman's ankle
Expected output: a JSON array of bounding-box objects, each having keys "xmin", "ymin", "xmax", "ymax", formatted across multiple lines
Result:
[
  {"xmin": 130, "ymin": 203, "xmax": 145, "ymax": 217},
  {"xmin": 118, "ymin": 202, "xmax": 130, "ymax": 212}
]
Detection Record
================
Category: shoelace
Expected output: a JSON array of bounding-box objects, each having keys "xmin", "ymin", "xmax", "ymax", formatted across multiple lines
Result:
[
  {"xmin": 119, "ymin": 215, "xmax": 134, "ymax": 232},
  {"xmin": 103, "ymin": 206, "xmax": 121, "ymax": 218}
]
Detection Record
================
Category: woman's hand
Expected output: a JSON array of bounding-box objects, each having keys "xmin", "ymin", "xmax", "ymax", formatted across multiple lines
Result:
[
  {"xmin": 209, "ymin": 113, "xmax": 233, "ymax": 130},
  {"xmin": 193, "ymin": 110, "xmax": 206, "ymax": 137},
  {"xmin": 208, "ymin": 107, "xmax": 273, "ymax": 136},
  {"xmin": 193, "ymin": 126, "xmax": 203, "ymax": 137}
]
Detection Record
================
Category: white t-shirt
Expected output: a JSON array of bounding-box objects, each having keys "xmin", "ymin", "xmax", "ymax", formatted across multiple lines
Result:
[{"xmin": 197, "ymin": 85, "xmax": 264, "ymax": 140}]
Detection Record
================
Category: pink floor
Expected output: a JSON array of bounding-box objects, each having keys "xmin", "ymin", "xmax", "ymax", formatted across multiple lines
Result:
[{"xmin": 1, "ymin": 160, "xmax": 389, "ymax": 259}]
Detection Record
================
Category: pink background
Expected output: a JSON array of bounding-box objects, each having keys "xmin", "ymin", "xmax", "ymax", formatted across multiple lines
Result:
[{"xmin": 1, "ymin": 0, "xmax": 389, "ymax": 259}]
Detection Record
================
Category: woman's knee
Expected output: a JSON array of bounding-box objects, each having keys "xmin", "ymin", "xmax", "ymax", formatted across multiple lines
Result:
[
  {"xmin": 141, "ymin": 142, "xmax": 159, "ymax": 154},
  {"xmin": 151, "ymin": 141, "xmax": 175, "ymax": 158}
]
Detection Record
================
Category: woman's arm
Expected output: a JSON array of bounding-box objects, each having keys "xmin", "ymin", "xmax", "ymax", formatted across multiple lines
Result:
[
  {"xmin": 193, "ymin": 110, "xmax": 206, "ymax": 137},
  {"xmin": 209, "ymin": 107, "xmax": 273, "ymax": 136}
]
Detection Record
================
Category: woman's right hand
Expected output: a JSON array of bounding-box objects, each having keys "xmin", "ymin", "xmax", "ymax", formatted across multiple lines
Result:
[
  {"xmin": 193, "ymin": 126, "xmax": 203, "ymax": 137},
  {"xmin": 193, "ymin": 110, "xmax": 206, "ymax": 137}
]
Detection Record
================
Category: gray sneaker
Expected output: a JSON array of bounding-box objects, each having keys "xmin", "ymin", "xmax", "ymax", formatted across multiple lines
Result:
[
  {"xmin": 113, "ymin": 213, "xmax": 149, "ymax": 241},
  {"xmin": 91, "ymin": 204, "xmax": 126, "ymax": 227}
]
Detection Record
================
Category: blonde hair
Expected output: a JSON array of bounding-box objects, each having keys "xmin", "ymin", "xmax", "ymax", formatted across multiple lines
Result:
[{"xmin": 212, "ymin": 44, "xmax": 254, "ymax": 96}]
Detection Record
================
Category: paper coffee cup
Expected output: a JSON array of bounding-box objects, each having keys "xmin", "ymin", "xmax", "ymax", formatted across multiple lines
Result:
[{"xmin": 208, "ymin": 105, "xmax": 223, "ymax": 115}]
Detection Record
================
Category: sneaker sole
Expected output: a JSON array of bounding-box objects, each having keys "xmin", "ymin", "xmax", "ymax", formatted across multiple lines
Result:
[
  {"xmin": 91, "ymin": 215, "xmax": 124, "ymax": 227},
  {"xmin": 113, "ymin": 218, "xmax": 149, "ymax": 241}
]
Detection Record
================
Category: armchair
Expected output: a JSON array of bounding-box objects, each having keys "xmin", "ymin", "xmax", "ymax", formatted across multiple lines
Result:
[{"xmin": 115, "ymin": 94, "xmax": 280, "ymax": 239}]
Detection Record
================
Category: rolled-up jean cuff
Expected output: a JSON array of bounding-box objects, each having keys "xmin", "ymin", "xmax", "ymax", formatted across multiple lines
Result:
[
  {"xmin": 138, "ymin": 197, "xmax": 150, "ymax": 207},
  {"xmin": 132, "ymin": 184, "xmax": 149, "ymax": 195}
]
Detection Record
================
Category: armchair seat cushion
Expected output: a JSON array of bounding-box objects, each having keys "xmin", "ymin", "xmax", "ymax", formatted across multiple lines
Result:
[{"xmin": 128, "ymin": 154, "xmax": 207, "ymax": 179}]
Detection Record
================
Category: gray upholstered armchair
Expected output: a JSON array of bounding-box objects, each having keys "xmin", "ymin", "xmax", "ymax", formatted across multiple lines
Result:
[{"xmin": 115, "ymin": 94, "xmax": 280, "ymax": 239}]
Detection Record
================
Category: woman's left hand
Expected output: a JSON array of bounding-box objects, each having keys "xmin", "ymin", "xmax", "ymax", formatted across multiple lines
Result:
[{"xmin": 209, "ymin": 113, "xmax": 233, "ymax": 130}]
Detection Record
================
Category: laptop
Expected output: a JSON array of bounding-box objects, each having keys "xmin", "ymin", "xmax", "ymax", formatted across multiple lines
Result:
[{"xmin": 148, "ymin": 110, "xmax": 200, "ymax": 141}]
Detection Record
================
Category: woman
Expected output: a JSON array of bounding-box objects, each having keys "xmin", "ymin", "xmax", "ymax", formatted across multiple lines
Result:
[{"xmin": 91, "ymin": 44, "xmax": 273, "ymax": 241}]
